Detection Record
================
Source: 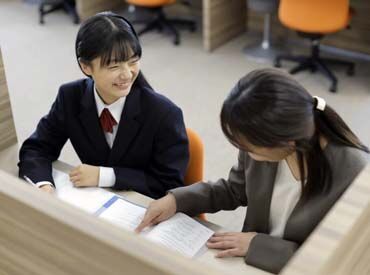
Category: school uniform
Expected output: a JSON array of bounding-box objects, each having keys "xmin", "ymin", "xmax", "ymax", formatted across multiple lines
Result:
[
  {"xmin": 18, "ymin": 77, "xmax": 189, "ymax": 199},
  {"xmin": 170, "ymin": 142, "xmax": 367, "ymax": 273}
]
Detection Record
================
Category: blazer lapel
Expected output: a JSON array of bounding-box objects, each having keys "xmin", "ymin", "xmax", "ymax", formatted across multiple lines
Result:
[
  {"xmin": 244, "ymin": 161, "xmax": 278, "ymax": 233},
  {"xmin": 79, "ymin": 79, "xmax": 110, "ymax": 161},
  {"xmin": 107, "ymin": 85, "xmax": 142, "ymax": 165}
]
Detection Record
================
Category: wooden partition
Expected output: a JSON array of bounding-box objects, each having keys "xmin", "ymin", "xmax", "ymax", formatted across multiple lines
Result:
[
  {"xmin": 76, "ymin": 0, "xmax": 126, "ymax": 21},
  {"xmin": 2, "ymin": 163, "xmax": 370, "ymax": 274},
  {"xmin": 0, "ymin": 48, "xmax": 17, "ymax": 152},
  {"xmin": 282, "ymin": 165, "xmax": 370, "ymax": 275},
  {"xmin": 203, "ymin": 0, "xmax": 246, "ymax": 51},
  {"xmin": 0, "ymin": 170, "xmax": 238, "ymax": 275}
]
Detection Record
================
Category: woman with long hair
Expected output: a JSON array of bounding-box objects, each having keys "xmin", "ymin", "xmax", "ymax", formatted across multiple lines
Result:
[{"xmin": 136, "ymin": 68, "xmax": 368, "ymax": 273}]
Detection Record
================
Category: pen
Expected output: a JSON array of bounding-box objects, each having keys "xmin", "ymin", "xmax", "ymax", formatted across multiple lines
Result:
[{"xmin": 23, "ymin": 175, "xmax": 37, "ymax": 188}]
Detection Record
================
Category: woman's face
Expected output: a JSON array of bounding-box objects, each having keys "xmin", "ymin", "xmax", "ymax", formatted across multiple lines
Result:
[
  {"xmin": 237, "ymin": 137, "xmax": 294, "ymax": 162},
  {"xmin": 80, "ymin": 53, "xmax": 140, "ymax": 105}
]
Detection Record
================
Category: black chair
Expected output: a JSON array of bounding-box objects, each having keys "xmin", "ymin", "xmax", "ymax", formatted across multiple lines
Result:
[
  {"xmin": 243, "ymin": 0, "xmax": 284, "ymax": 61},
  {"xmin": 39, "ymin": 0, "xmax": 80, "ymax": 24}
]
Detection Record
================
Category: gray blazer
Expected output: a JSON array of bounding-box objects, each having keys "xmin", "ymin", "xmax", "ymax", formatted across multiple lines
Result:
[{"xmin": 171, "ymin": 143, "xmax": 368, "ymax": 274}]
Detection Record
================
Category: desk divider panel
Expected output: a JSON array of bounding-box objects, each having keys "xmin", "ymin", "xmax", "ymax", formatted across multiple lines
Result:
[{"xmin": 0, "ymin": 170, "xmax": 228, "ymax": 275}]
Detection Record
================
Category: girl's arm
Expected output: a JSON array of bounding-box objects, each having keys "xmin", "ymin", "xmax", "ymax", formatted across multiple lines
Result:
[{"xmin": 18, "ymin": 88, "xmax": 68, "ymax": 185}]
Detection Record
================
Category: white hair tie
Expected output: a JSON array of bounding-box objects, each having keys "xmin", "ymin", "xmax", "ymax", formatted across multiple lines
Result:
[{"xmin": 313, "ymin": 96, "xmax": 326, "ymax": 111}]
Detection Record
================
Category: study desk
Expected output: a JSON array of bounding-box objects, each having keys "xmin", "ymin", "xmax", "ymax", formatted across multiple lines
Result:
[{"xmin": 53, "ymin": 161, "xmax": 271, "ymax": 275}]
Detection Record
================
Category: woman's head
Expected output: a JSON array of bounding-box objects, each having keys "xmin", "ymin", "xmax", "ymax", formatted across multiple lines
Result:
[
  {"xmin": 221, "ymin": 68, "xmax": 368, "ymax": 199},
  {"xmin": 221, "ymin": 68, "xmax": 315, "ymax": 161},
  {"xmin": 76, "ymin": 12, "xmax": 142, "ymax": 104}
]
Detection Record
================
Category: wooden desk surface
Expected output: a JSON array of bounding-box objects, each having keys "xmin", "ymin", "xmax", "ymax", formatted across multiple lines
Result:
[{"xmin": 54, "ymin": 161, "xmax": 271, "ymax": 275}]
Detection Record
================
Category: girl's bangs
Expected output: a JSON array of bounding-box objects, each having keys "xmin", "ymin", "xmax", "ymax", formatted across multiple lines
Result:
[{"xmin": 100, "ymin": 34, "xmax": 141, "ymax": 67}]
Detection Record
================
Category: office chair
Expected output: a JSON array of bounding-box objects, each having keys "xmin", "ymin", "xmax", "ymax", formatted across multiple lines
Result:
[
  {"xmin": 126, "ymin": 0, "xmax": 196, "ymax": 45},
  {"xmin": 39, "ymin": 0, "xmax": 80, "ymax": 24},
  {"xmin": 274, "ymin": 0, "xmax": 354, "ymax": 92},
  {"xmin": 243, "ymin": 0, "xmax": 283, "ymax": 61},
  {"xmin": 185, "ymin": 128, "xmax": 206, "ymax": 220}
]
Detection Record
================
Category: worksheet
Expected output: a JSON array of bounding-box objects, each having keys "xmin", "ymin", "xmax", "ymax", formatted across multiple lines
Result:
[{"xmin": 98, "ymin": 196, "xmax": 214, "ymax": 258}]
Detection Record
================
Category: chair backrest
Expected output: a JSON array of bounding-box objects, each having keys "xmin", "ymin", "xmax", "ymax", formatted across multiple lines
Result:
[
  {"xmin": 184, "ymin": 128, "xmax": 205, "ymax": 220},
  {"xmin": 126, "ymin": 0, "xmax": 175, "ymax": 8},
  {"xmin": 281, "ymin": 165, "xmax": 370, "ymax": 275},
  {"xmin": 248, "ymin": 0, "xmax": 279, "ymax": 14},
  {"xmin": 0, "ymin": 48, "xmax": 17, "ymax": 152},
  {"xmin": 278, "ymin": 0, "xmax": 350, "ymax": 33},
  {"xmin": 184, "ymin": 128, "xmax": 204, "ymax": 185}
]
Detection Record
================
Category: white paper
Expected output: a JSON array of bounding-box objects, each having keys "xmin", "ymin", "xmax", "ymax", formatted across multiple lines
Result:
[
  {"xmin": 146, "ymin": 212, "xmax": 214, "ymax": 258},
  {"xmin": 99, "ymin": 197, "xmax": 147, "ymax": 231},
  {"xmin": 53, "ymin": 169, "xmax": 115, "ymax": 214},
  {"xmin": 98, "ymin": 198, "xmax": 214, "ymax": 258},
  {"xmin": 52, "ymin": 169, "xmax": 214, "ymax": 257}
]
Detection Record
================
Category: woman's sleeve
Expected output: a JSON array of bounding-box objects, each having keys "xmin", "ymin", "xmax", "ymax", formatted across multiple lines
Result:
[
  {"xmin": 171, "ymin": 150, "xmax": 248, "ymax": 217},
  {"xmin": 245, "ymin": 233, "xmax": 299, "ymax": 274}
]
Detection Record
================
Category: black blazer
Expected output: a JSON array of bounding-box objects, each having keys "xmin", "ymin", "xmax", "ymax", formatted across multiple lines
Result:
[{"xmin": 19, "ymin": 78, "xmax": 189, "ymax": 199}]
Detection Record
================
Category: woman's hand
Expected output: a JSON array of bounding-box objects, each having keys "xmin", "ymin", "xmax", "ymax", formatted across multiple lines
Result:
[
  {"xmin": 69, "ymin": 164, "xmax": 100, "ymax": 187},
  {"xmin": 207, "ymin": 232, "xmax": 257, "ymax": 258},
  {"xmin": 135, "ymin": 193, "xmax": 177, "ymax": 232}
]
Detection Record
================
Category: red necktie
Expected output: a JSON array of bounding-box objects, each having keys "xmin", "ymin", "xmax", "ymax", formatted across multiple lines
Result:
[{"xmin": 100, "ymin": 108, "xmax": 117, "ymax": 133}]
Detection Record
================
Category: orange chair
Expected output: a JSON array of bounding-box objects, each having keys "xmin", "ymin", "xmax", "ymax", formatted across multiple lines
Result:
[
  {"xmin": 274, "ymin": 0, "xmax": 354, "ymax": 92},
  {"xmin": 185, "ymin": 128, "xmax": 206, "ymax": 220},
  {"xmin": 126, "ymin": 0, "xmax": 196, "ymax": 45}
]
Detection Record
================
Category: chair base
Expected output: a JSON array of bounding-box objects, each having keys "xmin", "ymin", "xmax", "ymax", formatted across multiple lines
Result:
[
  {"xmin": 243, "ymin": 41, "xmax": 286, "ymax": 63},
  {"xmin": 131, "ymin": 7, "xmax": 196, "ymax": 45},
  {"xmin": 39, "ymin": 0, "xmax": 80, "ymax": 25},
  {"xmin": 274, "ymin": 37, "xmax": 355, "ymax": 93}
]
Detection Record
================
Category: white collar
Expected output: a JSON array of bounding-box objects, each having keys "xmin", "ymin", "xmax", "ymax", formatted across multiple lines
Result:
[{"xmin": 94, "ymin": 85, "xmax": 126, "ymax": 123}]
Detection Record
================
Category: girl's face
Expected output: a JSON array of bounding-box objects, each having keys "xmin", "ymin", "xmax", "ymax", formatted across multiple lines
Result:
[
  {"xmin": 80, "ymin": 54, "xmax": 140, "ymax": 105},
  {"xmin": 237, "ymin": 137, "xmax": 294, "ymax": 162}
]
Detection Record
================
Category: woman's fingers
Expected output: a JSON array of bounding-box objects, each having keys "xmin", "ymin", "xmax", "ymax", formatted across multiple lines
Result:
[
  {"xmin": 213, "ymin": 232, "xmax": 235, "ymax": 237},
  {"xmin": 208, "ymin": 236, "xmax": 235, "ymax": 243},
  {"xmin": 135, "ymin": 210, "xmax": 160, "ymax": 233},
  {"xmin": 206, "ymin": 240, "xmax": 234, "ymax": 250},
  {"xmin": 215, "ymin": 248, "xmax": 240, "ymax": 258}
]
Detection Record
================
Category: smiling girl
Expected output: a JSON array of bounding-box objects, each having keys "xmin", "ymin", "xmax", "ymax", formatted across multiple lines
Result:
[{"xmin": 19, "ymin": 12, "xmax": 189, "ymax": 199}]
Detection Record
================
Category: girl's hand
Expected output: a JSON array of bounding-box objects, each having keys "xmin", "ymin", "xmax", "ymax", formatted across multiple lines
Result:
[
  {"xmin": 69, "ymin": 164, "xmax": 100, "ymax": 187},
  {"xmin": 207, "ymin": 232, "xmax": 257, "ymax": 258},
  {"xmin": 39, "ymin": 184, "xmax": 55, "ymax": 194},
  {"xmin": 135, "ymin": 193, "xmax": 177, "ymax": 232}
]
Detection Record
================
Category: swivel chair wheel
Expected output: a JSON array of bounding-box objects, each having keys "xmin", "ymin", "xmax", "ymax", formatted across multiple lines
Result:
[
  {"xmin": 274, "ymin": 60, "xmax": 281, "ymax": 68},
  {"xmin": 190, "ymin": 24, "xmax": 196, "ymax": 32},
  {"xmin": 347, "ymin": 66, "xmax": 355, "ymax": 76},
  {"xmin": 329, "ymin": 84, "xmax": 337, "ymax": 93}
]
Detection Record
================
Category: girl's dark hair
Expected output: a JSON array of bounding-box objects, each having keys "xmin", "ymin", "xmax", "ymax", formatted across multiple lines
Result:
[
  {"xmin": 221, "ymin": 68, "xmax": 369, "ymax": 200},
  {"xmin": 75, "ymin": 11, "xmax": 151, "ymax": 88}
]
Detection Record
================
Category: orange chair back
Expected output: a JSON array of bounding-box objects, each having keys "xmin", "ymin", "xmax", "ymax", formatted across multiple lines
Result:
[
  {"xmin": 126, "ymin": 0, "xmax": 175, "ymax": 8},
  {"xmin": 184, "ymin": 128, "xmax": 204, "ymax": 185},
  {"xmin": 185, "ymin": 128, "xmax": 206, "ymax": 220},
  {"xmin": 278, "ymin": 0, "xmax": 350, "ymax": 34}
]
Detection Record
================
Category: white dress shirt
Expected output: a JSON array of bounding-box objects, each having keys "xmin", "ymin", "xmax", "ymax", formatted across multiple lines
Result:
[
  {"xmin": 94, "ymin": 86, "xmax": 126, "ymax": 187},
  {"xmin": 269, "ymin": 160, "xmax": 302, "ymax": 238},
  {"xmin": 36, "ymin": 86, "xmax": 125, "ymax": 188}
]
